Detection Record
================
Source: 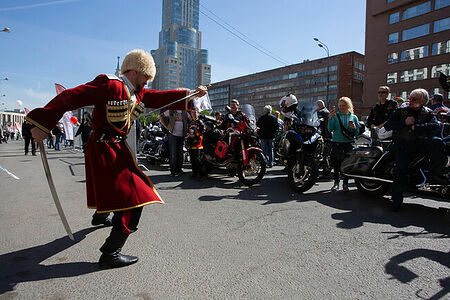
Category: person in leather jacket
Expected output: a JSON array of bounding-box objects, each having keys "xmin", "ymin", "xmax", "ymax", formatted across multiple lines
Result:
[{"xmin": 384, "ymin": 88, "xmax": 446, "ymax": 211}]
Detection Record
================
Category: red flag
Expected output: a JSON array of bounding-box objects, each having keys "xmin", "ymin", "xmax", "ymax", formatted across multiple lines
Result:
[
  {"xmin": 55, "ymin": 83, "xmax": 66, "ymax": 95},
  {"xmin": 24, "ymin": 107, "xmax": 30, "ymax": 115}
]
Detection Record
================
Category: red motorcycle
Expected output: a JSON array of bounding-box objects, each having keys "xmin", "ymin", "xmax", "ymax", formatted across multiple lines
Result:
[{"xmin": 201, "ymin": 104, "xmax": 266, "ymax": 186}]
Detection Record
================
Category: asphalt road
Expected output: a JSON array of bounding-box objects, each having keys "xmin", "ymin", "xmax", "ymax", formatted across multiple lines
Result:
[{"xmin": 0, "ymin": 140, "xmax": 449, "ymax": 299}]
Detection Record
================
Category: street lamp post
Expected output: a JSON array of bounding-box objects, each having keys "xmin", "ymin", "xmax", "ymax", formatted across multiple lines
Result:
[{"xmin": 313, "ymin": 38, "xmax": 330, "ymax": 107}]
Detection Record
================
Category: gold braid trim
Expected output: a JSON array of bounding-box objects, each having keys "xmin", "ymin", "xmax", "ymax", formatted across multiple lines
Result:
[{"xmin": 25, "ymin": 116, "xmax": 51, "ymax": 134}]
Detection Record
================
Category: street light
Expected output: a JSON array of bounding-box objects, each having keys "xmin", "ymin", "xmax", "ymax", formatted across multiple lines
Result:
[
  {"xmin": 313, "ymin": 37, "xmax": 330, "ymax": 107},
  {"xmin": 1, "ymin": 27, "xmax": 10, "ymax": 33}
]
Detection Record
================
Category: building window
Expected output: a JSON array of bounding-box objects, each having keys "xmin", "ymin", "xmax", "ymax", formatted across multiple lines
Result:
[
  {"xmin": 402, "ymin": 24, "xmax": 429, "ymax": 41},
  {"xmin": 387, "ymin": 52, "xmax": 398, "ymax": 64},
  {"xmin": 431, "ymin": 64, "xmax": 450, "ymax": 78},
  {"xmin": 387, "ymin": 72, "xmax": 397, "ymax": 84},
  {"xmin": 435, "ymin": 0, "xmax": 450, "ymax": 9},
  {"xmin": 400, "ymin": 46, "xmax": 428, "ymax": 61},
  {"xmin": 434, "ymin": 17, "xmax": 450, "ymax": 33},
  {"xmin": 432, "ymin": 40, "xmax": 450, "ymax": 55},
  {"xmin": 388, "ymin": 32, "xmax": 399, "ymax": 44},
  {"xmin": 387, "ymin": 0, "xmax": 395, "ymax": 3},
  {"xmin": 389, "ymin": 12, "xmax": 400, "ymax": 24},
  {"xmin": 402, "ymin": 2, "xmax": 431, "ymax": 20},
  {"xmin": 400, "ymin": 68, "xmax": 428, "ymax": 82}
]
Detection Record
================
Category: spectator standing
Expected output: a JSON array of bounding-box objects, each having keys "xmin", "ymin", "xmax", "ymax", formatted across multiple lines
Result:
[
  {"xmin": 22, "ymin": 121, "xmax": 36, "ymax": 155},
  {"xmin": 52, "ymin": 122, "xmax": 64, "ymax": 151},
  {"xmin": 214, "ymin": 112, "xmax": 223, "ymax": 127},
  {"xmin": 160, "ymin": 109, "xmax": 190, "ymax": 176},
  {"xmin": 186, "ymin": 107, "xmax": 204, "ymax": 179},
  {"xmin": 367, "ymin": 85, "xmax": 397, "ymax": 130},
  {"xmin": 256, "ymin": 105, "xmax": 278, "ymax": 168},
  {"xmin": 75, "ymin": 112, "xmax": 93, "ymax": 150},
  {"xmin": 317, "ymin": 100, "xmax": 332, "ymax": 176},
  {"xmin": 328, "ymin": 97, "xmax": 360, "ymax": 192}
]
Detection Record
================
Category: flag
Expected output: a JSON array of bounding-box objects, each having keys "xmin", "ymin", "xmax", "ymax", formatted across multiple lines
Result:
[
  {"xmin": 192, "ymin": 93, "xmax": 212, "ymax": 111},
  {"xmin": 24, "ymin": 107, "xmax": 30, "ymax": 115},
  {"xmin": 55, "ymin": 83, "xmax": 66, "ymax": 95}
]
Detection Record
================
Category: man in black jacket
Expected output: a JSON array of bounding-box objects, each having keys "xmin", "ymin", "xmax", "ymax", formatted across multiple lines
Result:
[
  {"xmin": 257, "ymin": 105, "xmax": 278, "ymax": 168},
  {"xmin": 22, "ymin": 121, "xmax": 36, "ymax": 155},
  {"xmin": 384, "ymin": 88, "xmax": 446, "ymax": 211}
]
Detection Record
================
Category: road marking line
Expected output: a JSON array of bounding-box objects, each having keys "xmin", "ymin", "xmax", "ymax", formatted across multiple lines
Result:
[{"xmin": 0, "ymin": 165, "xmax": 20, "ymax": 180}]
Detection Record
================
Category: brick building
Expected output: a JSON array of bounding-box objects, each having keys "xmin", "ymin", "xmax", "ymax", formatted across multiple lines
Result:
[
  {"xmin": 364, "ymin": 0, "xmax": 449, "ymax": 114},
  {"xmin": 209, "ymin": 51, "xmax": 364, "ymax": 116}
]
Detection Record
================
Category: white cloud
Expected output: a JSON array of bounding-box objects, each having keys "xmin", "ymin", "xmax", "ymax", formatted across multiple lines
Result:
[
  {"xmin": 0, "ymin": 0, "xmax": 84, "ymax": 12},
  {"xmin": 24, "ymin": 88, "xmax": 54, "ymax": 103}
]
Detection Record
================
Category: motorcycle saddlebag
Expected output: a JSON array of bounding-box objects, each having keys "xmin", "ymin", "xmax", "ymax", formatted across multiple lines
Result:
[
  {"xmin": 215, "ymin": 141, "xmax": 229, "ymax": 159},
  {"xmin": 341, "ymin": 146, "xmax": 383, "ymax": 175}
]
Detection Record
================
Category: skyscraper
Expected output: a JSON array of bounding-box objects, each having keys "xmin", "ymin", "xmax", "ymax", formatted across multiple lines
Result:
[{"xmin": 151, "ymin": 0, "xmax": 211, "ymax": 90}]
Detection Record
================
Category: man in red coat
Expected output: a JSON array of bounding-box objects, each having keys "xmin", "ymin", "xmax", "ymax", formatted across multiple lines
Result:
[{"xmin": 27, "ymin": 49, "xmax": 207, "ymax": 268}]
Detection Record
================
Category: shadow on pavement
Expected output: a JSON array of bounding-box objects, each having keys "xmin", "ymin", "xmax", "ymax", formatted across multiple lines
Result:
[
  {"xmin": 385, "ymin": 248, "xmax": 449, "ymax": 299},
  {"xmin": 0, "ymin": 227, "xmax": 103, "ymax": 295}
]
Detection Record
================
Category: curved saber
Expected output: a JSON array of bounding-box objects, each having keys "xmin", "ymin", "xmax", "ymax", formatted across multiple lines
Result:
[{"xmin": 38, "ymin": 141, "xmax": 75, "ymax": 241}]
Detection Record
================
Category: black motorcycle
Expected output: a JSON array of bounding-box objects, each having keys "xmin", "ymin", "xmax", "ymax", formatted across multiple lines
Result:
[
  {"xmin": 278, "ymin": 103, "xmax": 322, "ymax": 192},
  {"xmin": 139, "ymin": 123, "xmax": 170, "ymax": 164},
  {"xmin": 341, "ymin": 124, "xmax": 450, "ymax": 200}
]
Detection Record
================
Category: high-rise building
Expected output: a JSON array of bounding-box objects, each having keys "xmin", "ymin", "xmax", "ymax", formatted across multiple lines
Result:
[
  {"xmin": 151, "ymin": 0, "xmax": 211, "ymax": 90},
  {"xmin": 364, "ymin": 0, "xmax": 449, "ymax": 114},
  {"xmin": 208, "ymin": 52, "xmax": 364, "ymax": 115}
]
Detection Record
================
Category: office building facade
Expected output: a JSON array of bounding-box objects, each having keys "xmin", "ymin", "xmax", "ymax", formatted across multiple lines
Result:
[
  {"xmin": 151, "ymin": 0, "xmax": 211, "ymax": 90},
  {"xmin": 209, "ymin": 52, "xmax": 364, "ymax": 115},
  {"xmin": 364, "ymin": 0, "xmax": 449, "ymax": 113}
]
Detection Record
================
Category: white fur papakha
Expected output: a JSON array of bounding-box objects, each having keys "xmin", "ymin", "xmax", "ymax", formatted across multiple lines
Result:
[{"xmin": 121, "ymin": 49, "xmax": 156, "ymax": 80}]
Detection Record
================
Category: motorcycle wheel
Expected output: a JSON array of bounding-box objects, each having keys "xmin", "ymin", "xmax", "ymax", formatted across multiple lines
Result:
[
  {"xmin": 287, "ymin": 158, "xmax": 318, "ymax": 193},
  {"xmin": 237, "ymin": 150, "xmax": 266, "ymax": 186},
  {"xmin": 355, "ymin": 179, "xmax": 388, "ymax": 197}
]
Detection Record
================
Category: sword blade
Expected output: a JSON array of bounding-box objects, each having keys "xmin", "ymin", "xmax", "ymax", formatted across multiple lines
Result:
[
  {"xmin": 38, "ymin": 141, "xmax": 75, "ymax": 241},
  {"xmin": 139, "ymin": 90, "xmax": 201, "ymax": 120}
]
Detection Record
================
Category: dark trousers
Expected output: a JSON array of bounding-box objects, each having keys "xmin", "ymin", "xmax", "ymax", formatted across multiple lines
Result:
[
  {"xmin": 392, "ymin": 137, "xmax": 446, "ymax": 205},
  {"xmin": 168, "ymin": 134, "xmax": 185, "ymax": 173},
  {"xmin": 330, "ymin": 142, "xmax": 353, "ymax": 182},
  {"xmin": 189, "ymin": 148, "xmax": 203, "ymax": 175},
  {"xmin": 97, "ymin": 207, "xmax": 143, "ymax": 254},
  {"xmin": 24, "ymin": 136, "xmax": 36, "ymax": 154}
]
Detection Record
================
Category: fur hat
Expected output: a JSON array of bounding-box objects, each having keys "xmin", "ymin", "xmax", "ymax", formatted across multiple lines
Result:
[{"xmin": 121, "ymin": 49, "xmax": 156, "ymax": 80}]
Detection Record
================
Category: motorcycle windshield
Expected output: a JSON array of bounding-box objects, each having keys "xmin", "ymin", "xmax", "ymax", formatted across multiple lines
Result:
[
  {"xmin": 240, "ymin": 104, "xmax": 257, "ymax": 129},
  {"xmin": 296, "ymin": 103, "xmax": 320, "ymax": 127}
]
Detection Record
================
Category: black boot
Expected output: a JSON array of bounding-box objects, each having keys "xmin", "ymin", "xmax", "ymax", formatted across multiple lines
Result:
[
  {"xmin": 342, "ymin": 179, "xmax": 349, "ymax": 192},
  {"xmin": 331, "ymin": 180, "xmax": 339, "ymax": 191},
  {"xmin": 99, "ymin": 230, "xmax": 138, "ymax": 268},
  {"xmin": 91, "ymin": 212, "xmax": 112, "ymax": 227}
]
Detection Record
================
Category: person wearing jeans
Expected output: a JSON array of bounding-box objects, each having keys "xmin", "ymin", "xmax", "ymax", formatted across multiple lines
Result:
[
  {"xmin": 160, "ymin": 109, "xmax": 189, "ymax": 176},
  {"xmin": 257, "ymin": 105, "xmax": 278, "ymax": 168}
]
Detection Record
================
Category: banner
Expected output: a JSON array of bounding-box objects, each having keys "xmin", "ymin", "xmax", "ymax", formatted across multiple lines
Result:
[{"xmin": 192, "ymin": 93, "xmax": 212, "ymax": 111}]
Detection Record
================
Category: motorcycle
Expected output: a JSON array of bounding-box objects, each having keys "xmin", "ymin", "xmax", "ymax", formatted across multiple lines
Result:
[
  {"xmin": 139, "ymin": 123, "xmax": 170, "ymax": 165},
  {"xmin": 200, "ymin": 104, "xmax": 266, "ymax": 186},
  {"xmin": 278, "ymin": 103, "xmax": 323, "ymax": 192},
  {"xmin": 341, "ymin": 119, "xmax": 450, "ymax": 199}
]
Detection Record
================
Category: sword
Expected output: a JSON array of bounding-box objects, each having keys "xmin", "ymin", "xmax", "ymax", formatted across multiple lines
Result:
[
  {"xmin": 38, "ymin": 141, "xmax": 75, "ymax": 241},
  {"xmin": 138, "ymin": 86, "xmax": 210, "ymax": 119}
]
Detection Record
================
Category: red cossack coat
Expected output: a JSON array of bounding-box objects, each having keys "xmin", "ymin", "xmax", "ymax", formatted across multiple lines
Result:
[{"xmin": 26, "ymin": 74, "xmax": 189, "ymax": 213}]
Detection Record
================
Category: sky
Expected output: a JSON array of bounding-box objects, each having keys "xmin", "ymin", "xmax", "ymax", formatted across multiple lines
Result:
[{"xmin": 0, "ymin": 0, "xmax": 366, "ymax": 110}]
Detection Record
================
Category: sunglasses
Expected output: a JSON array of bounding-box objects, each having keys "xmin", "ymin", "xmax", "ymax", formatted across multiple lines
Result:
[{"xmin": 377, "ymin": 91, "xmax": 388, "ymax": 94}]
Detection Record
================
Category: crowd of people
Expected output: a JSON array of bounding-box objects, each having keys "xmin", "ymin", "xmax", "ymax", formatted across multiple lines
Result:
[{"xmin": 152, "ymin": 83, "xmax": 448, "ymax": 214}]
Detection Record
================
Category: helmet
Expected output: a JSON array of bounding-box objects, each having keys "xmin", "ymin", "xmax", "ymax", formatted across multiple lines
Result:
[{"xmin": 280, "ymin": 94, "xmax": 298, "ymax": 117}]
